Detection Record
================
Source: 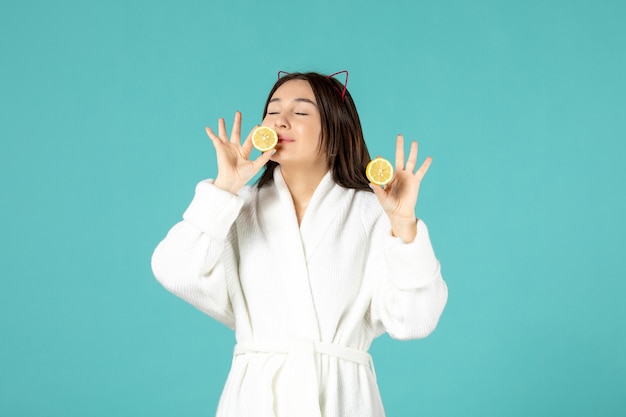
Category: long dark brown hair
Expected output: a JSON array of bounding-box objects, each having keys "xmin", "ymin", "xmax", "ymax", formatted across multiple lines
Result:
[{"xmin": 256, "ymin": 72, "xmax": 372, "ymax": 191}]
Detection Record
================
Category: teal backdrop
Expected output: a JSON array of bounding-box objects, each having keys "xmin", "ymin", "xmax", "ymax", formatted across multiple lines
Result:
[{"xmin": 1, "ymin": 0, "xmax": 625, "ymax": 415}]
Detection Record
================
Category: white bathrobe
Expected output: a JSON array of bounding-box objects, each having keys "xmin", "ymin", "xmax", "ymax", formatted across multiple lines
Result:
[{"xmin": 152, "ymin": 167, "xmax": 448, "ymax": 417}]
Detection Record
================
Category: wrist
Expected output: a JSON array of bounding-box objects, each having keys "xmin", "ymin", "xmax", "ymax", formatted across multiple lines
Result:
[
  {"xmin": 214, "ymin": 177, "xmax": 241, "ymax": 195},
  {"xmin": 389, "ymin": 216, "xmax": 418, "ymax": 243}
]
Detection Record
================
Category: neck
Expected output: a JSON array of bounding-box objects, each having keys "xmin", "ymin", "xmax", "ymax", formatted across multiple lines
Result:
[{"xmin": 279, "ymin": 164, "xmax": 329, "ymax": 225}]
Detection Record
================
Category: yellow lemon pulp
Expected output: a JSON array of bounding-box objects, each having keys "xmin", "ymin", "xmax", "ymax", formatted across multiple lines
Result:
[
  {"xmin": 366, "ymin": 157, "xmax": 394, "ymax": 185},
  {"xmin": 251, "ymin": 126, "xmax": 278, "ymax": 152}
]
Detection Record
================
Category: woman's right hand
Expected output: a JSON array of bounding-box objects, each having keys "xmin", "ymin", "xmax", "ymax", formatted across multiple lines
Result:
[{"xmin": 205, "ymin": 111, "xmax": 274, "ymax": 194}]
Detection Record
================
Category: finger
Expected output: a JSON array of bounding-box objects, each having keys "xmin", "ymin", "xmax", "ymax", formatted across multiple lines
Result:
[
  {"xmin": 231, "ymin": 111, "xmax": 242, "ymax": 145},
  {"xmin": 405, "ymin": 141, "xmax": 418, "ymax": 172},
  {"xmin": 369, "ymin": 183, "xmax": 387, "ymax": 202},
  {"xmin": 218, "ymin": 118, "xmax": 228, "ymax": 141},
  {"xmin": 251, "ymin": 149, "xmax": 274, "ymax": 172},
  {"xmin": 205, "ymin": 126, "xmax": 223, "ymax": 145},
  {"xmin": 415, "ymin": 156, "xmax": 433, "ymax": 180},
  {"xmin": 241, "ymin": 125, "xmax": 259, "ymax": 157},
  {"xmin": 395, "ymin": 134, "xmax": 405, "ymax": 170}
]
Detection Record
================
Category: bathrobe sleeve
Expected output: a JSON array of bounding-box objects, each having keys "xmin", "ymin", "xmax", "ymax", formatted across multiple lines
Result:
[
  {"xmin": 151, "ymin": 180, "xmax": 244, "ymax": 329},
  {"xmin": 369, "ymin": 217, "xmax": 448, "ymax": 340}
]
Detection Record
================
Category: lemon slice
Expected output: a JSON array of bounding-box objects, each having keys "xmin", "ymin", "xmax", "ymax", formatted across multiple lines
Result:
[
  {"xmin": 366, "ymin": 157, "xmax": 394, "ymax": 185},
  {"xmin": 251, "ymin": 126, "xmax": 278, "ymax": 152}
]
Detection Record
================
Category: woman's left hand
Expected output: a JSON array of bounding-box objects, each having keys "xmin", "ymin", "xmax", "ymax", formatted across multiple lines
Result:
[{"xmin": 370, "ymin": 134, "xmax": 432, "ymax": 243}]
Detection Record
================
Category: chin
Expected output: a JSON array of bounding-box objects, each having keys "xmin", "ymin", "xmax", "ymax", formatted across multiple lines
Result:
[{"xmin": 269, "ymin": 151, "xmax": 289, "ymax": 164}]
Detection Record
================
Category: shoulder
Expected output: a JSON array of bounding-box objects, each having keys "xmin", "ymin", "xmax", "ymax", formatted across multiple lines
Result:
[
  {"xmin": 237, "ymin": 184, "xmax": 258, "ymax": 202},
  {"xmin": 352, "ymin": 188, "xmax": 383, "ymax": 214},
  {"xmin": 346, "ymin": 188, "xmax": 388, "ymax": 231},
  {"xmin": 235, "ymin": 184, "xmax": 262, "ymax": 218}
]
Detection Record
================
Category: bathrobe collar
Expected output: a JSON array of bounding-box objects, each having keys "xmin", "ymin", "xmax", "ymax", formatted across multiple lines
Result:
[{"xmin": 256, "ymin": 166, "xmax": 352, "ymax": 339}]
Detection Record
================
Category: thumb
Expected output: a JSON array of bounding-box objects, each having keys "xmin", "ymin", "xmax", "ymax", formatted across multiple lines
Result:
[
  {"xmin": 251, "ymin": 149, "xmax": 275, "ymax": 173},
  {"xmin": 369, "ymin": 183, "xmax": 386, "ymax": 201}
]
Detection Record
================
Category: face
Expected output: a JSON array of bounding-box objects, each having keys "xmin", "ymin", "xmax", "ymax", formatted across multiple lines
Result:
[{"xmin": 262, "ymin": 79, "xmax": 326, "ymax": 170}]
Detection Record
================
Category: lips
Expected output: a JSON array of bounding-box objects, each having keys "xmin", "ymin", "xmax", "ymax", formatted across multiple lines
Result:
[{"xmin": 277, "ymin": 136, "xmax": 295, "ymax": 144}]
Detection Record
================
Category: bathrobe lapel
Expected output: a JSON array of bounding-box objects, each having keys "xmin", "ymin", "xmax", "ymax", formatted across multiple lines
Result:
[
  {"xmin": 254, "ymin": 168, "xmax": 357, "ymax": 417},
  {"xmin": 257, "ymin": 168, "xmax": 320, "ymax": 340},
  {"xmin": 256, "ymin": 168, "xmax": 349, "ymax": 340},
  {"xmin": 298, "ymin": 171, "xmax": 353, "ymax": 263}
]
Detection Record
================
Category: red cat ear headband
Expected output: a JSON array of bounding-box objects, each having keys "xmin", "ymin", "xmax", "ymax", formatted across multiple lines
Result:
[{"xmin": 277, "ymin": 70, "xmax": 349, "ymax": 101}]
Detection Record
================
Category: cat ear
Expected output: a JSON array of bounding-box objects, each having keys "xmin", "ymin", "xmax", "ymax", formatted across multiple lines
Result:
[{"xmin": 327, "ymin": 70, "xmax": 349, "ymax": 101}]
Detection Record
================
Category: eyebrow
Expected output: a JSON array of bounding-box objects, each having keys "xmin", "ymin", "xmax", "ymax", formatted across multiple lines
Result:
[{"xmin": 269, "ymin": 97, "xmax": 317, "ymax": 106}]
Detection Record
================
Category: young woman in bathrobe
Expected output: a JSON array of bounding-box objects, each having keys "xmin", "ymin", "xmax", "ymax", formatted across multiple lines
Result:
[{"xmin": 152, "ymin": 71, "xmax": 448, "ymax": 417}]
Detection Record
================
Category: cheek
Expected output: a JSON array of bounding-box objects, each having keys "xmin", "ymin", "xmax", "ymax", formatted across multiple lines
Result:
[{"xmin": 305, "ymin": 121, "xmax": 322, "ymax": 138}]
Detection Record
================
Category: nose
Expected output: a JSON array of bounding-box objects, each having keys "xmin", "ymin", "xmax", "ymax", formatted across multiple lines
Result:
[{"xmin": 273, "ymin": 115, "xmax": 289, "ymax": 130}]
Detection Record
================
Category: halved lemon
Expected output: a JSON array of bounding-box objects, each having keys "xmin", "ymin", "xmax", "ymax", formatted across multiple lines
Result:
[
  {"xmin": 251, "ymin": 126, "xmax": 278, "ymax": 152},
  {"xmin": 366, "ymin": 157, "xmax": 394, "ymax": 185}
]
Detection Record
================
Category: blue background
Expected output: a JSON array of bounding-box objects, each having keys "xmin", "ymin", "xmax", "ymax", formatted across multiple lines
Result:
[{"xmin": 1, "ymin": 0, "xmax": 625, "ymax": 415}]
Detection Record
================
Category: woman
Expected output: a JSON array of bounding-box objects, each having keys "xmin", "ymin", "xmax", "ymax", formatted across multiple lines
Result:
[{"xmin": 152, "ymin": 72, "xmax": 448, "ymax": 417}]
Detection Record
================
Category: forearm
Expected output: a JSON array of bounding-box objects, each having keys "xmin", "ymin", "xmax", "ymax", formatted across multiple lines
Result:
[
  {"xmin": 151, "ymin": 180, "xmax": 244, "ymax": 326},
  {"xmin": 372, "ymin": 219, "xmax": 448, "ymax": 339},
  {"xmin": 376, "ymin": 275, "xmax": 448, "ymax": 340}
]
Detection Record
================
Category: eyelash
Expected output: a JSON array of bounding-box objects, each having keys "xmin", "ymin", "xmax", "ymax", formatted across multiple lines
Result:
[{"xmin": 266, "ymin": 112, "xmax": 308, "ymax": 116}]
